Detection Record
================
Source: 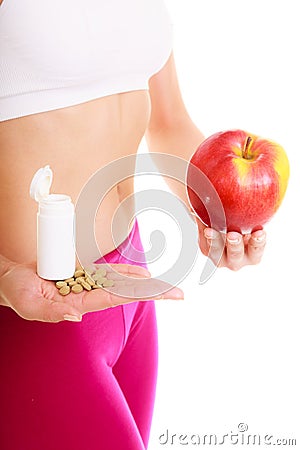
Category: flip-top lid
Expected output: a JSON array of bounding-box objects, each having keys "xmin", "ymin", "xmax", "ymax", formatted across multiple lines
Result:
[{"xmin": 29, "ymin": 165, "xmax": 53, "ymax": 202}]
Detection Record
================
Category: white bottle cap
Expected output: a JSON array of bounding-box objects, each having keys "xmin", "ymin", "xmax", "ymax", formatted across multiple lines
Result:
[{"xmin": 30, "ymin": 165, "xmax": 53, "ymax": 202}]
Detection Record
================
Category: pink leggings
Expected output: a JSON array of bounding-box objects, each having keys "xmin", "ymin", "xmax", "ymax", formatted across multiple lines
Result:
[{"xmin": 0, "ymin": 220, "xmax": 158, "ymax": 450}]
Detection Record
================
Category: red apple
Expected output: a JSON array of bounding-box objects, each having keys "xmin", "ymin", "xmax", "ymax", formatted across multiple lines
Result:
[{"xmin": 186, "ymin": 129, "xmax": 290, "ymax": 234}]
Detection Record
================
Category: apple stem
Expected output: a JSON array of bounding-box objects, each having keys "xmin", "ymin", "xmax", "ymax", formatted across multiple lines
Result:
[{"xmin": 242, "ymin": 136, "xmax": 253, "ymax": 160}]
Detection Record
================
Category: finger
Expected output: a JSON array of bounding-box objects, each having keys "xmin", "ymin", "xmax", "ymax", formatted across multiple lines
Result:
[
  {"xmin": 112, "ymin": 278, "xmax": 184, "ymax": 301},
  {"xmin": 75, "ymin": 279, "xmax": 184, "ymax": 314},
  {"xmin": 247, "ymin": 229, "xmax": 266, "ymax": 264},
  {"xmin": 225, "ymin": 232, "xmax": 245, "ymax": 270},
  {"xmin": 242, "ymin": 233, "xmax": 252, "ymax": 246},
  {"xmin": 204, "ymin": 228, "xmax": 226, "ymax": 266},
  {"xmin": 197, "ymin": 221, "xmax": 210, "ymax": 255},
  {"xmin": 106, "ymin": 264, "xmax": 151, "ymax": 279},
  {"xmin": 95, "ymin": 263, "xmax": 151, "ymax": 278}
]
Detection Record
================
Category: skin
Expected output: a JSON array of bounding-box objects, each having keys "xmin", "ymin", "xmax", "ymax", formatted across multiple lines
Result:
[{"xmin": 0, "ymin": 52, "xmax": 266, "ymax": 322}]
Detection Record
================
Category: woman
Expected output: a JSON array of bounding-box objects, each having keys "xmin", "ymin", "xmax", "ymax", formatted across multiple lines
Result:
[{"xmin": 0, "ymin": 1, "xmax": 266, "ymax": 449}]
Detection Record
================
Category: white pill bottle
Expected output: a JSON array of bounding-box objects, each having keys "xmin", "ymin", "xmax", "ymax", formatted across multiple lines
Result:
[{"xmin": 29, "ymin": 165, "xmax": 76, "ymax": 280}]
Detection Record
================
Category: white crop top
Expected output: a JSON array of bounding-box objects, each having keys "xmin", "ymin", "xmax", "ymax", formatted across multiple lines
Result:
[{"xmin": 0, "ymin": 0, "xmax": 173, "ymax": 122}]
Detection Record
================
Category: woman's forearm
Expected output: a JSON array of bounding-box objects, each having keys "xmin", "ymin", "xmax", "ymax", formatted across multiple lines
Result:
[
  {"xmin": 145, "ymin": 119, "xmax": 205, "ymax": 208},
  {"xmin": 145, "ymin": 51, "xmax": 205, "ymax": 205}
]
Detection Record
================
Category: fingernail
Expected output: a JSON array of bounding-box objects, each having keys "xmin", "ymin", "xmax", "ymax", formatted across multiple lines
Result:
[
  {"xmin": 204, "ymin": 228, "xmax": 217, "ymax": 240},
  {"xmin": 64, "ymin": 314, "xmax": 82, "ymax": 322},
  {"xmin": 227, "ymin": 237, "xmax": 241, "ymax": 244},
  {"xmin": 252, "ymin": 229, "xmax": 265, "ymax": 241},
  {"xmin": 227, "ymin": 232, "xmax": 241, "ymax": 244},
  {"xmin": 253, "ymin": 235, "xmax": 265, "ymax": 242}
]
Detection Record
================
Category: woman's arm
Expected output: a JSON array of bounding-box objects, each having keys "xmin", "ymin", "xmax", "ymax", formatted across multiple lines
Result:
[
  {"xmin": 146, "ymin": 52, "xmax": 266, "ymax": 270},
  {"xmin": 146, "ymin": 53, "xmax": 205, "ymax": 202}
]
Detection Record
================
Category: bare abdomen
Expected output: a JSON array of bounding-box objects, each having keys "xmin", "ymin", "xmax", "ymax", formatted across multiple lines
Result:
[{"xmin": 0, "ymin": 90, "xmax": 150, "ymax": 263}]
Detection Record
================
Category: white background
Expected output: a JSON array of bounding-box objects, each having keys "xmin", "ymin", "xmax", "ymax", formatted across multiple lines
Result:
[{"xmin": 135, "ymin": 1, "xmax": 299, "ymax": 448}]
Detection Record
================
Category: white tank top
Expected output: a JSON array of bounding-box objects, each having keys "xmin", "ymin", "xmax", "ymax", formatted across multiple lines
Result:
[{"xmin": 0, "ymin": 0, "xmax": 173, "ymax": 121}]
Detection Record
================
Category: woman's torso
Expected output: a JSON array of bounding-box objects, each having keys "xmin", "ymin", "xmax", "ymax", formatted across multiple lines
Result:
[
  {"xmin": 0, "ymin": 91, "xmax": 150, "ymax": 264},
  {"xmin": 0, "ymin": 0, "xmax": 172, "ymax": 264}
]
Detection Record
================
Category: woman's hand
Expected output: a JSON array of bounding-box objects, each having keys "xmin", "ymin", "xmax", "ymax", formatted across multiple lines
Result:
[
  {"xmin": 196, "ymin": 219, "xmax": 267, "ymax": 271},
  {"xmin": 0, "ymin": 260, "xmax": 183, "ymax": 323}
]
